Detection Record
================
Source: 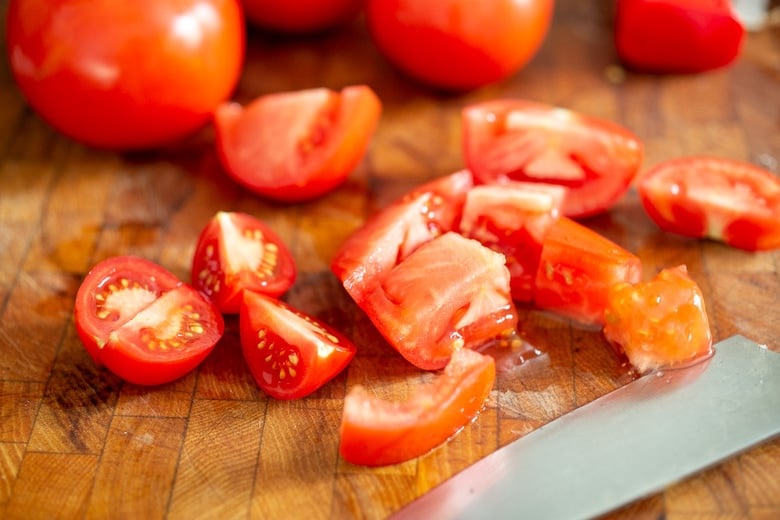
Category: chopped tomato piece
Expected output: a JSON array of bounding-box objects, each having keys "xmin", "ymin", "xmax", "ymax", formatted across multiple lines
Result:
[
  {"xmin": 361, "ymin": 231, "xmax": 517, "ymax": 370},
  {"xmin": 603, "ymin": 265, "xmax": 713, "ymax": 373},
  {"xmin": 74, "ymin": 256, "xmax": 224, "ymax": 386},
  {"xmin": 215, "ymin": 85, "xmax": 381, "ymax": 202},
  {"xmin": 462, "ymin": 99, "xmax": 643, "ymax": 218},
  {"xmin": 240, "ymin": 291, "xmax": 356, "ymax": 399},
  {"xmin": 191, "ymin": 211, "xmax": 296, "ymax": 314},
  {"xmin": 534, "ymin": 217, "xmax": 643, "ymax": 326},
  {"xmin": 339, "ymin": 348, "xmax": 495, "ymax": 466},
  {"xmin": 637, "ymin": 157, "xmax": 780, "ymax": 251}
]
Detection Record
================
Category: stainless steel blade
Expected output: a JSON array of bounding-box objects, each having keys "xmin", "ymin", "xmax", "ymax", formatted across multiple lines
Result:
[{"xmin": 393, "ymin": 335, "xmax": 780, "ymax": 520}]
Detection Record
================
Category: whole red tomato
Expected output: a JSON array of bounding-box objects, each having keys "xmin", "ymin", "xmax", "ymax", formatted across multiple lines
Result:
[
  {"xmin": 242, "ymin": 0, "xmax": 363, "ymax": 34},
  {"xmin": 5, "ymin": 0, "xmax": 245, "ymax": 151},
  {"xmin": 365, "ymin": 0, "xmax": 554, "ymax": 91}
]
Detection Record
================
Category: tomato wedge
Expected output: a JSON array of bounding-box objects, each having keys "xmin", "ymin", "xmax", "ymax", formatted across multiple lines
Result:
[
  {"xmin": 637, "ymin": 157, "xmax": 780, "ymax": 251},
  {"xmin": 339, "ymin": 348, "xmax": 495, "ymax": 466},
  {"xmin": 361, "ymin": 231, "xmax": 517, "ymax": 370},
  {"xmin": 191, "ymin": 211, "xmax": 296, "ymax": 314},
  {"xmin": 74, "ymin": 256, "xmax": 224, "ymax": 386},
  {"xmin": 240, "ymin": 291, "xmax": 356, "ymax": 399},
  {"xmin": 462, "ymin": 99, "xmax": 643, "ymax": 218},
  {"xmin": 603, "ymin": 265, "xmax": 713, "ymax": 373},
  {"xmin": 534, "ymin": 217, "xmax": 643, "ymax": 326},
  {"xmin": 215, "ymin": 85, "xmax": 382, "ymax": 202},
  {"xmin": 459, "ymin": 181, "xmax": 565, "ymax": 302}
]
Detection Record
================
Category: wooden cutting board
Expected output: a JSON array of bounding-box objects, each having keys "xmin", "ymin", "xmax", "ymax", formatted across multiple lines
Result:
[{"xmin": 2, "ymin": 1, "xmax": 779, "ymax": 518}]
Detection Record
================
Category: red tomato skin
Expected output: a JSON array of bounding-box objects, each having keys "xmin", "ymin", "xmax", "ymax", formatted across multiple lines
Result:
[
  {"xmin": 365, "ymin": 0, "xmax": 554, "ymax": 91},
  {"xmin": 215, "ymin": 85, "xmax": 382, "ymax": 202},
  {"xmin": 615, "ymin": 0, "xmax": 745, "ymax": 73},
  {"xmin": 462, "ymin": 99, "xmax": 643, "ymax": 218},
  {"xmin": 534, "ymin": 217, "xmax": 643, "ymax": 326},
  {"xmin": 6, "ymin": 0, "xmax": 245, "ymax": 151},
  {"xmin": 637, "ymin": 157, "xmax": 780, "ymax": 251},
  {"xmin": 339, "ymin": 348, "xmax": 495, "ymax": 466},
  {"xmin": 74, "ymin": 256, "xmax": 224, "ymax": 386},
  {"xmin": 191, "ymin": 212, "xmax": 297, "ymax": 314},
  {"xmin": 242, "ymin": 0, "xmax": 363, "ymax": 33}
]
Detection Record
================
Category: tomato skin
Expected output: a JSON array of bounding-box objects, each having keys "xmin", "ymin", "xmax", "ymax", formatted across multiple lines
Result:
[
  {"xmin": 615, "ymin": 0, "xmax": 745, "ymax": 73},
  {"xmin": 534, "ymin": 217, "xmax": 643, "ymax": 326},
  {"xmin": 365, "ymin": 0, "xmax": 554, "ymax": 91},
  {"xmin": 74, "ymin": 256, "xmax": 224, "ymax": 386},
  {"xmin": 191, "ymin": 212, "xmax": 296, "ymax": 314},
  {"xmin": 215, "ymin": 85, "xmax": 381, "ymax": 203},
  {"xmin": 462, "ymin": 99, "xmax": 643, "ymax": 218},
  {"xmin": 6, "ymin": 0, "xmax": 245, "ymax": 151},
  {"xmin": 242, "ymin": 0, "xmax": 363, "ymax": 34},
  {"xmin": 637, "ymin": 157, "xmax": 780, "ymax": 251},
  {"xmin": 339, "ymin": 348, "xmax": 495, "ymax": 466},
  {"xmin": 240, "ymin": 291, "xmax": 357, "ymax": 400},
  {"xmin": 603, "ymin": 265, "xmax": 712, "ymax": 373}
]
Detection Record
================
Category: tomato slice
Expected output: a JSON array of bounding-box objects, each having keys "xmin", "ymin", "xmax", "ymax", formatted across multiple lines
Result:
[
  {"xmin": 615, "ymin": 0, "xmax": 745, "ymax": 73},
  {"xmin": 534, "ymin": 217, "xmax": 643, "ymax": 326},
  {"xmin": 459, "ymin": 181, "xmax": 565, "ymax": 302},
  {"xmin": 637, "ymin": 157, "xmax": 780, "ymax": 251},
  {"xmin": 74, "ymin": 256, "xmax": 224, "ymax": 386},
  {"xmin": 462, "ymin": 99, "xmax": 643, "ymax": 218},
  {"xmin": 339, "ymin": 348, "xmax": 495, "ymax": 466},
  {"xmin": 215, "ymin": 85, "xmax": 382, "ymax": 202},
  {"xmin": 191, "ymin": 211, "xmax": 296, "ymax": 314},
  {"xmin": 239, "ymin": 291, "xmax": 357, "ymax": 399},
  {"xmin": 361, "ymin": 231, "xmax": 517, "ymax": 370},
  {"xmin": 603, "ymin": 265, "xmax": 713, "ymax": 373},
  {"xmin": 331, "ymin": 169, "xmax": 474, "ymax": 304}
]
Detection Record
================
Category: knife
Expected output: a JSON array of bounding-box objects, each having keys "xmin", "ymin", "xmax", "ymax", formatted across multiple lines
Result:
[{"xmin": 392, "ymin": 335, "xmax": 780, "ymax": 520}]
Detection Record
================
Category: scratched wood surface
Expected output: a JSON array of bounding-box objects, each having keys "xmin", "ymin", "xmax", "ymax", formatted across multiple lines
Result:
[{"xmin": 1, "ymin": 1, "xmax": 780, "ymax": 519}]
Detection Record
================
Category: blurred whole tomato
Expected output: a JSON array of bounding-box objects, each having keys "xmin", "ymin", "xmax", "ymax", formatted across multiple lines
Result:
[
  {"xmin": 5, "ymin": 0, "xmax": 245, "ymax": 151},
  {"xmin": 242, "ymin": 0, "xmax": 364, "ymax": 34}
]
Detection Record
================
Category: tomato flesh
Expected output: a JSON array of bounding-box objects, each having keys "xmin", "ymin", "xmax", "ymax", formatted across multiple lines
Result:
[
  {"xmin": 74, "ymin": 256, "xmax": 224, "ymax": 385},
  {"xmin": 215, "ymin": 85, "xmax": 382, "ymax": 202},
  {"xmin": 603, "ymin": 265, "xmax": 713, "ymax": 373},
  {"xmin": 638, "ymin": 157, "xmax": 780, "ymax": 251},
  {"xmin": 339, "ymin": 348, "xmax": 495, "ymax": 466},
  {"xmin": 462, "ymin": 99, "xmax": 643, "ymax": 218},
  {"xmin": 240, "ymin": 291, "xmax": 356, "ymax": 399}
]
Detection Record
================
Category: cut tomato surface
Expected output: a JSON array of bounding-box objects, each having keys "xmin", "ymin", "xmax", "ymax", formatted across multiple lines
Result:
[
  {"xmin": 637, "ymin": 157, "xmax": 780, "ymax": 251},
  {"xmin": 191, "ymin": 211, "xmax": 296, "ymax": 314},
  {"xmin": 534, "ymin": 217, "xmax": 643, "ymax": 326},
  {"xmin": 339, "ymin": 348, "xmax": 495, "ymax": 466},
  {"xmin": 603, "ymin": 265, "xmax": 713, "ymax": 373},
  {"xmin": 215, "ymin": 85, "xmax": 381, "ymax": 202},
  {"xmin": 240, "ymin": 291, "xmax": 356, "ymax": 399},
  {"xmin": 459, "ymin": 181, "xmax": 565, "ymax": 302},
  {"xmin": 361, "ymin": 231, "xmax": 517, "ymax": 370},
  {"xmin": 74, "ymin": 256, "xmax": 224, "ymax": 386},
  {"xmin": 462, "ymin": 99, "xmax": 643, "ymax": 218}
]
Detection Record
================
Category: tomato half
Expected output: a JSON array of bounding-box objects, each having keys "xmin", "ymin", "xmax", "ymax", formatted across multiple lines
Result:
[
  {"xmin": 365, "ymin": 0, "xmax": 554, "ymax": 91},
  {"xmin": 240, "ymin": 291, "xmax": 357, "ymax": 399},
  {"xmin": 339, "ymin": 348, "xmax": 495, "ymax": 466},
  {"xmin": 242, "ymin": 0, "xmax": 363, "ymax": 34},
  {"xmin": 191, "ymin": 212, "xmax": 296, "ymax": 314},
  {"xmin": 74, "ymin": 256, "xmax": 224, "ymax": 386},
  {"xmin": 462, "ymin": 99, "xmax": 644, "ymax": 218},
  {"xmin": 215, "ymin": 85, "xmax": 382, "ymax": 202},
  {"xmin": 331, "ymin": 170, "xmax": 474, "ymax": 304},
  {"xmin": 637, "ymin": 157, "xmax": 780, "ymax": 251},
  {"xmin": 615, "ymin": 0, "xmax": 745, "ymax": 73},
  {"xmin": 459, "ymin": 181, "xmax": 565, "ymax": 302},
  {"xmin": 604, "ymin": 265, "xmax": 713, "ymax": 373},
  {"xmin": 361, "ymin": 231, "xmax": 517, "ymax": 370},
  {"xmin": 534, "ymin": 217, "xmax": 643, "ymax": 326},
  {"xmin": 6, "ymin": 0, "xmax": 244, "ymax": 151}
]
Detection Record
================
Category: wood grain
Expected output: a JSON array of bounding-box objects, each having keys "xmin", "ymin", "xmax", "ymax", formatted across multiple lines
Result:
[{"xmin": 1, "ymin": 1, "xmax": 779, "ymax": 519}]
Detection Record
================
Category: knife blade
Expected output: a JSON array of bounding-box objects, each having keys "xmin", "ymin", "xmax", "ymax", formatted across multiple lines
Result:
[{"xmin": 392, "ymin": 335, "xmax": 780, "ymax": 520}]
